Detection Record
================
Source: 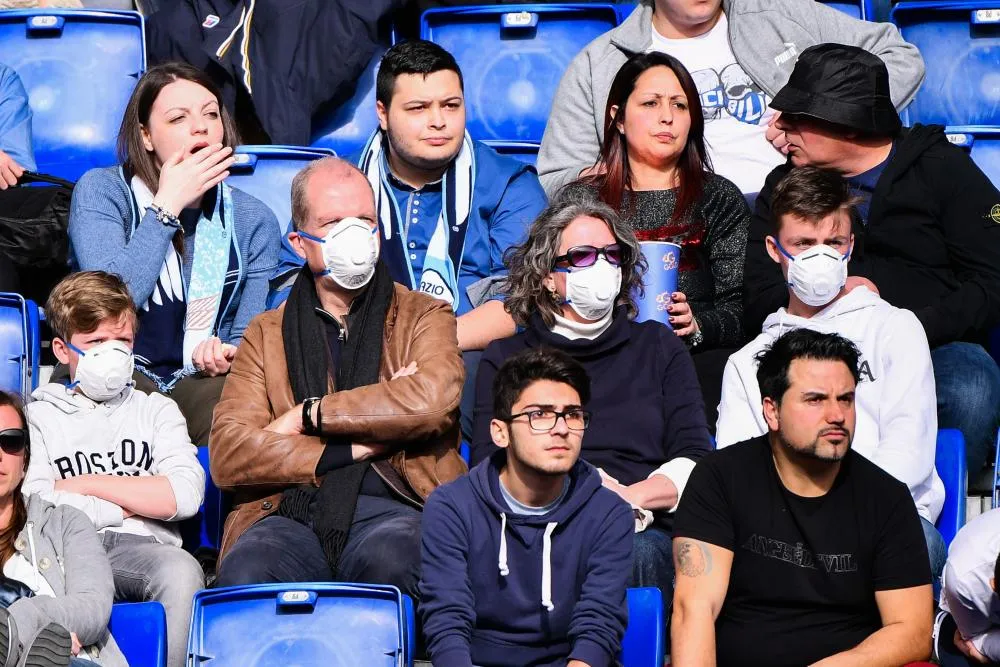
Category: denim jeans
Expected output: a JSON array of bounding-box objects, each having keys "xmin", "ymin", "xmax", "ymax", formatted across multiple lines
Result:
[
  {"xmin": 922, "ymin": 517, "xmax": 947, "ymax": 598},
  {"xmin": 101, "ymin": 532, "xmax": 205, "ymax": 667},
  {"xmin": 630, "ymin": 527, "xmax": 674, "ymax": 648},
  {"xmin": 931, "ymin": 342, "xmax": 1000, "ymax": 474},
  {"xmin": 215, "ymin": 494, "xmax": 423, "ymax": 600}
]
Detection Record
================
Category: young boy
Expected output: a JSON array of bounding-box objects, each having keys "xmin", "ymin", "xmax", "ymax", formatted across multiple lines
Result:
[
  {"xmin": 419, "ymin": 348, "xmax": 633, "ymax": 667},
  {"xmin": 23, "ymin": 271, "xmax": 205, "ymax": 667}
]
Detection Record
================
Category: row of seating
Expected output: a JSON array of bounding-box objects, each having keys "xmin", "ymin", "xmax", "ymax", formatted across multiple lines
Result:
[{"xmin": 0, "ymin": 0, "xmax": 893, "ymax": 182}]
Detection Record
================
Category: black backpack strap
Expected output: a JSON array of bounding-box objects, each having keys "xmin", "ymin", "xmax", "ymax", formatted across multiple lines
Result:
[{"xmin": 16, "ymin": 172, "xmax": 75, "ymax": 190}]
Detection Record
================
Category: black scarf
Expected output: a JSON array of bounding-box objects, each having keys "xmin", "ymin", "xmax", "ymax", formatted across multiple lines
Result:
[{"xmin": 279, "ymin": 261, "xmax": 394, "ymax": 575}]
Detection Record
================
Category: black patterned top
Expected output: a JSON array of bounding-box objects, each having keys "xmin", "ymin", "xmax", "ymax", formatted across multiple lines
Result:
[{"xmin": 563, "ymin": 174, "xmax": 751, "ymax": 348}]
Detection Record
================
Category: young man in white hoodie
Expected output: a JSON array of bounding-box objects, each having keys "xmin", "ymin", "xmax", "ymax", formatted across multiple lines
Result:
[
  {"xmin": 716, "ymin": 166, "xmax": 946, "ymax": 578},
  {"xmin": 23, "ymin": 271, "xmax": 205, "ymax": 667}
]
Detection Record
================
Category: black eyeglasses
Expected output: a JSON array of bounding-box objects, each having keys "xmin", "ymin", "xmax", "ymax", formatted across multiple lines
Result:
[
  {"xmin": 505, "ymin": 408, "xmax": 591, "ymax": 432},
  {"xmin": 552, "ymin": 244, "xmax": 622, "ymax": 269},
  {"xmin": 0, "ymin": 429, "xmax": 27, "ymax": 456}
]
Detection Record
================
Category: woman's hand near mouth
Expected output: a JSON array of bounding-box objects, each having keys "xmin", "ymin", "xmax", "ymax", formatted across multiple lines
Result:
[{"xmin": 151, "ymin": 142, "xmax": 236, "ymax": 215}]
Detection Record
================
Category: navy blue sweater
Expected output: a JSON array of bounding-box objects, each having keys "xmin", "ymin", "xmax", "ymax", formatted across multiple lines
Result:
[
  {"xmin": 419, "ymin": 451, "xmax": 634, "ymax": 667},
  {"xmin": 472, "ymin": 308, "xmax": 712, "ymax": 488}
]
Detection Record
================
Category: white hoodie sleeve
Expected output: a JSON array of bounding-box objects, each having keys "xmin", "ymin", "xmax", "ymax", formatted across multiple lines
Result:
[
  {"xmin": 148, "ymin": 394, "xmax": 205, "ymax": 522},
  {"xmin": 716, "ymin": 353, "xmax": 768, "ymax": 449},
  {"xmin": 869, "ymin": 310, "xmax": 939, "ymax": 514},
  {"xmin": 23, "ymin": 414, "xmax": 125, "ymax": 530}
]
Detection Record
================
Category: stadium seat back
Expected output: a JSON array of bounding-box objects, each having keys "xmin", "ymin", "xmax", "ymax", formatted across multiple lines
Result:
[
  {"xmin": 483, "ymin": 140, "xmax": 539, "ymax": 166},
  {"xmin": 187, "ymin": 583, "xmax": 409, "ymax": 667},
  {"xmin": 892, "ymin": 2, "xmax": 1000, "ymax": 127},
  {"xmin": 0, "ymin": 294, "xmax": 39, "ymax": 396},
  {"xmin": 421, "ymin": 4, "xmax": 619, "ymax": 143},
  {"xmin": 227, "ymin": 146, "xmax": 336, "ymax": 236},
  {"xmin": 109, "ymin": 601, "xmax": 167, "ymax": 667},
  {"xmin": 0, "ymin": 10, "xmax": 145, "ymax": 182},
  {"xmin": 944, "ymin": 128, "xmax": 1000, "ymax": 191},
  {"xmin": 621, "ymin": 587, "xmax": 664, "ymax": 667},
  {"xmin": 934, "ymin": 428, "xmax": 967, "ymax": 547},
  {"xmin": 311, "ymin": 47, "xmax": 386, "ymax": 158}
]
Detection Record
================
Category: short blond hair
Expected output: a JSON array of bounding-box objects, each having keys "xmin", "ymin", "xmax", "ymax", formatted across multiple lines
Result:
[{"xmin": 46, "ymin": 271, "xmax": 138, "ymax": 341}]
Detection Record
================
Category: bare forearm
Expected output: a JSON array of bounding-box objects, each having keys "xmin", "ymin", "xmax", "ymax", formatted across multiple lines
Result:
[
  {"xmin": 624, "ymin": 476, "xmax": 678, "ymax": 511},
  {"xmin": 810, "ymin": 623, "xmax": 931, "ymax": 667},
  {"xmin": 670, "ymin": 607, "xmax": 717, "ymax": 667},
  {"xmin": 567, "ymin": 661, "xmax": 591, "ymax": 667},
  {"xmin": 456, "ymin": 300, "xmax": 515, "ymax": 351},
  {"xmin": 56, "ymin": 475, "xmax": 178, "ymax": 520}
]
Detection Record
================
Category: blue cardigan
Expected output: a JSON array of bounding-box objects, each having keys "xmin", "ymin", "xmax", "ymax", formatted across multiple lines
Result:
[{"xmin": 69, "ymin": 166, "xmax": 280, "ymax": 372}]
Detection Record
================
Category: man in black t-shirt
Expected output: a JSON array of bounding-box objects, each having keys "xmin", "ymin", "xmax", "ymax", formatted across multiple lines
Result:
[{"xmin": 673, "ymin": 328, "xmax": 932, "ymax": 667}]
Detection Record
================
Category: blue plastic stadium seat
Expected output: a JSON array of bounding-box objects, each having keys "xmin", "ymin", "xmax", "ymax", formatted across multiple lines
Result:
[
  {"xmin": 935, "ymin": 428, "xmax": 968, "ymax": 547},
  {"xmin": 621, "ymin": 587, "xmax": 664, "ymax": 667},
  {"xmin": 187, "ymin": 583, "xmax": 411, "ymax": 667},
  {"xmin": 109, "ymin": 601, "xmax": 167, "ymax": 667},
  {"xmin": 0, "ymin": 293, "xmax": 40, "ymax": 396},
  {"xmin": 311, "ymin": 46, "xmax": 387, "ymax": 158},
  {"xmin": 227, "ymin": 146, "xmax": 336, "ymax": 236},
  {"xmin": 993, "ymin": 427, "xmax": 999, "ymax": 508},
  {"xmin": 892, "ymin": 2, "xmax": 1000, "ymax": 127},
  {"xmin": 421, "ymin": 4, "xmax": 619, "ymax": 143},
  {"xmin": 945, "ymin": 127, "xmax": 1000, "ymax": 190},
  {"xmin": 0, "ymin": 10, "xmax": 145, "ymax": 182},
  {"xmin": 484, "ymin": 140, "xmax": 539, "ymax": 166}
]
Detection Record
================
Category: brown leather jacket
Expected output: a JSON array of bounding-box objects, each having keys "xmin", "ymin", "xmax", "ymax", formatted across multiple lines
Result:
[{"xmin": 209, "ymin": 283, "xmax": 467, "ymax": 560}]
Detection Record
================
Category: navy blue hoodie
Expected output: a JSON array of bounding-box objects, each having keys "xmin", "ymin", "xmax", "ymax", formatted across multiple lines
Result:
[{"xmin": 419, "ymin": 450, "xmax": 634, "ymax": 667}]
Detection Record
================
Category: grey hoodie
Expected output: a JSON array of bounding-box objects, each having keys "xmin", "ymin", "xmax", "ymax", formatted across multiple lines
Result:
[
  {"xmin": 8, "ymin": 494, "xmax": 127, "ymax": 667},
  {"xmin": 536, "ymin": 0, "xmax": 926, "ymax": 195},
  {"xmin": 24, "ymin": 384, "xmax": 205, "ymax": 547}
]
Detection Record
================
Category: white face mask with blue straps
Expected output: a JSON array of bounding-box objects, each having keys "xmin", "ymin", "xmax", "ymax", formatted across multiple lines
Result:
[
  {"xmin": 298, "ymin": 217, "xmax": 380, "ymax": 290},
  {"xmin": 67, "ymin": 340, "xmax": 134, "ymax": 402}
]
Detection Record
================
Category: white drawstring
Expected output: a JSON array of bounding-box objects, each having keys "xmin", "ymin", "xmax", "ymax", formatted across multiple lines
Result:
[
  {"xmin": 26, "ymin": 521, "xmax": 41, "ymax": 590},
  {"xmin": 497, "ymin": 513, "xmax": 509, "ymax": 577},
  {"xmin": 541, "ymin": 522, "xmax": 557, "ymax": 612}
]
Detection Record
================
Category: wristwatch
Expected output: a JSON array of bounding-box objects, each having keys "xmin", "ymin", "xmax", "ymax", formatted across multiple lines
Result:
[
  {"xmin": 302, "ymin": 397, "xmax": 322, "ymax": 435},
  {"xmin": 149, "ymin": 204, "xmax": 181, "ymax": 229}
]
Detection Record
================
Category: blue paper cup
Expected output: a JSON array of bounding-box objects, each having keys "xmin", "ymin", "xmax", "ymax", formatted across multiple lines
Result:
[{"xmin": 635, "ymin": 241, "xmax": 681, "ymax": 329}]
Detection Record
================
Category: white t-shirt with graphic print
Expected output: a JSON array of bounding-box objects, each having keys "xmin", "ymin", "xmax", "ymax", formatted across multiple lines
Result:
[{"xmin": 648, "ymin": 13, "xmax": 784, "ymax": 194}]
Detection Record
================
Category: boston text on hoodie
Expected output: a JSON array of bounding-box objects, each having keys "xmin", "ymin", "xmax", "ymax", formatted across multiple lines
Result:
[
  {"xmin": 419, "ymin": 450, "xmax": 633, "ymax": 667},
  {"xmin": 717, "ymin": 287, "xmax": 944, "ymax": 522},
  {"xmin": 744, "ymin": 125, "xmax": 1000, "ymax": 347},
  {"xmin": 24, "ymin": 384, "xmax": 205, "ymax": 547}
]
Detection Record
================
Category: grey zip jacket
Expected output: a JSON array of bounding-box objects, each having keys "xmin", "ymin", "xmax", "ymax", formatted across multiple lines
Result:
[
  {"xmin": 537, "ymin": 0, "xmax": 926, "ymax": 194},
  {"xmin": 7, "ymin": 494, "xmax": 127, "ymax": 667}
]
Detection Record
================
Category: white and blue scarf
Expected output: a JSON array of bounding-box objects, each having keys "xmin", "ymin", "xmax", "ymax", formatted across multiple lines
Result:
[
  {"xmin": 129, "ymin": 174, "xmax": 236, "ymax": 383},
  {"xmin": 359, "ymin": 130, "xmax": 476, "ymax": 312}
]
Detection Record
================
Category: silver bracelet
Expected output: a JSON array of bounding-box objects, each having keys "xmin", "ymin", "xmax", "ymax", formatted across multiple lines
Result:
[{"xmin": 149, "ymin": 204, "xmax": 180, "ymax": 228}]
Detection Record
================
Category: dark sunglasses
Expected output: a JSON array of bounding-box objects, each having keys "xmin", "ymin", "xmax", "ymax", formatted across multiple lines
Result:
[
  {"xmin": 552, "ymin": 244, "xmax": 623, "ymax": 269},
  {"xmin": 0, "ymin": 429, "xmax": 26, "ymax": 456}
]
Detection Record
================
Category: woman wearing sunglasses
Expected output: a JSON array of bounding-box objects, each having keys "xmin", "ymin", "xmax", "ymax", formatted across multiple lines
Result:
[
  {"xmin": 0, "ymin": 391, "xmax": 125, "ymax": 667},
  {"xmin": 565, "ymin": 51, "xmax": 752, "ymax": 428},
  {"xmin": 470, "ymin": 193, "xmax": 712, "ymax": 625}
]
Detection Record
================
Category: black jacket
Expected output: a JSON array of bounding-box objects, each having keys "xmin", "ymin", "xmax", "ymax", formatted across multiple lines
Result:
[
  {"xmin": 146, "ymin": 0, "xmax": 400, "ymax": 145},
  {"xmin": 744, "ymin": 124, "xmax": 1000, "ymax": 347}
]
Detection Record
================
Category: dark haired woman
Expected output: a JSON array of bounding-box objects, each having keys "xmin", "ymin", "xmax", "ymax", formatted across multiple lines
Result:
[
  {"xmin": 68, "ymin": 62, "xmax": 280, "ymax": 443},
  {"xmin": 471, "ymin": 193, "xmax": 712, "ymax": 629},
  {"xmin": 0, "ymin": 391, "xmax": 125, "ymax": 667},
  {"xmin": 566, "ymin": 51, "xmax": 752, "ymax": 427}
]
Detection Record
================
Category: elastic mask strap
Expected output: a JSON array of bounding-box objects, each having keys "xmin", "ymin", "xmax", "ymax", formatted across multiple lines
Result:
[
  {"xmin": 297, "ymin": 230, "xmax": 325, "ymax": 244},
  {"xmin": 66, "ymin": 342, "xmax": 85, "ymax": 357},
  {"xmin": 774, "ymin": 240, "xmax": 795, "ymax": 261}
]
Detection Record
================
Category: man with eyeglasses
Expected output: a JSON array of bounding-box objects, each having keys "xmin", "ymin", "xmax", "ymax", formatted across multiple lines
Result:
[{"xmin": 420, "ymin": 347, "xmax": 634, "ymax": 667}]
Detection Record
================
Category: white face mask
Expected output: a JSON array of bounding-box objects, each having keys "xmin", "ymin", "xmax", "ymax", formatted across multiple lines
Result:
[
  {"xmin": 560, "ymin": 257, "xmax": 622, "ymax": 321},
  {"xmin": 67, "ymin": 340, "xmax": 134, "ymax": 402},
  {"xmin": 775, "ymin": 241, "xmax": 850, "ymax": 307},
  {"xmin": 299, "ymin": 218, "xmax": 379, "ymax": 290}
]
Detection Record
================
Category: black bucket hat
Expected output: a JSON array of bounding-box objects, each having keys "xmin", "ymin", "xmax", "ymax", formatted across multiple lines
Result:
[{"xmin": 770, "ymin": 43, "xmax": 901, "ymax": 135}]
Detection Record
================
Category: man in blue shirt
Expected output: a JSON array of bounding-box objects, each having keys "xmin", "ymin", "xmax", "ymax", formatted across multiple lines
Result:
[
  {"xmin": 0, "ymin": 62, "xmax": 36, "ymax": 188},
  {"xmin": 362, "ymin": 40, "xmax": 547, "ymax": 349}
]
